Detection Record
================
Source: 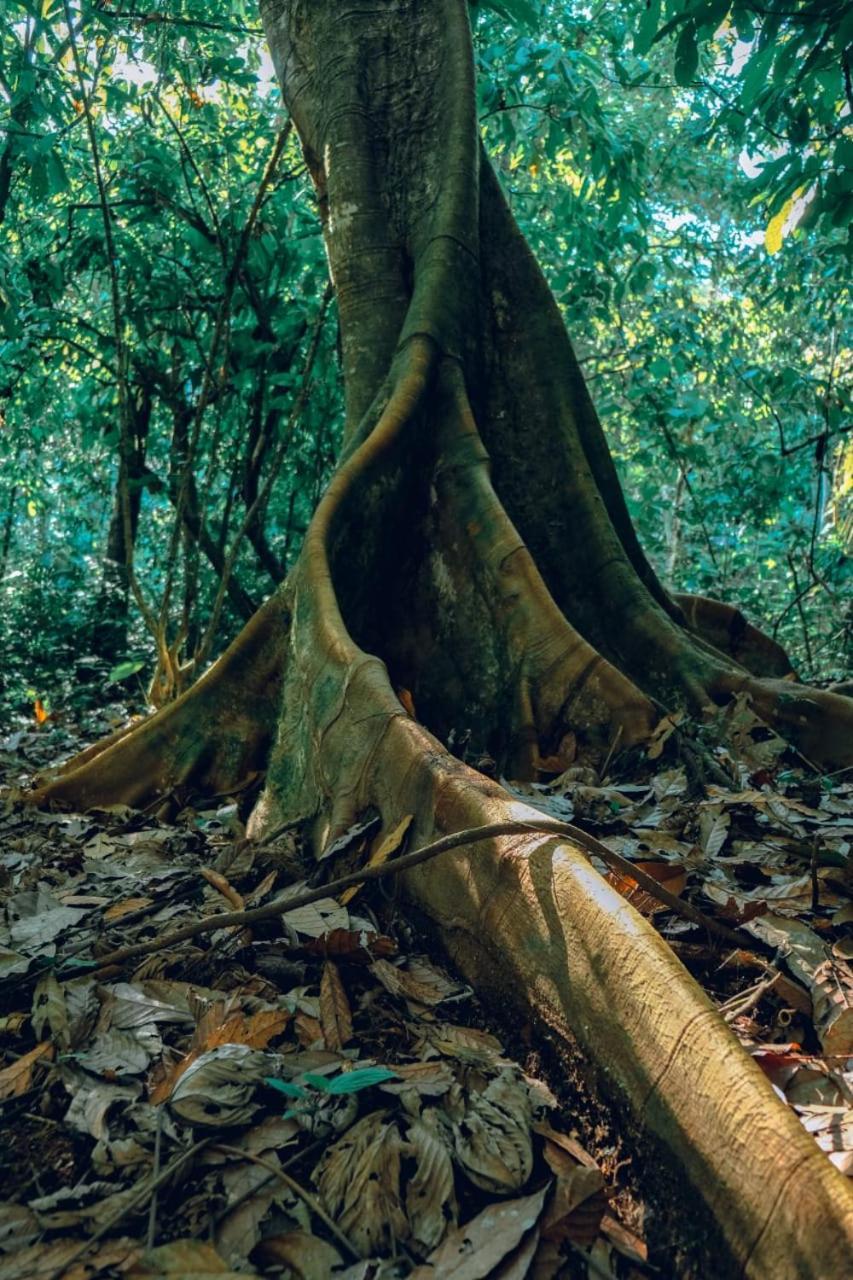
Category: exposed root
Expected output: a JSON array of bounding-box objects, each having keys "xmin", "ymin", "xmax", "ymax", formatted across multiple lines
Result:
[
  {"xmin": 674, "ymin": 592, "xmax": 796, "ymax": 679},
  {"xmin": 30, "ymin": 593, "xmax": 288, "ymax": 811}
]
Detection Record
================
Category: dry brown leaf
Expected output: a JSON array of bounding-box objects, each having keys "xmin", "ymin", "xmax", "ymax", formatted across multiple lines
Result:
[
  {"xmin": 339, "ymin": 813, "xmax": 413, "ymax": 906},
  {"xmin": 315, "ymin": 1111, "xmax": 408, "ymax": 1256},
  {"xmin": 408, "ymin": 1186, "xmax": 548, "ymax": 1280},
  {"xmin": 402, "ymin": 1117, "xmax": 457, "ymax": 1250},
  {"xmin": 444, "ymin": 1069, "xmax": 533, "ymax": 1192},
  {"xmin": 103, "ymin": 896, "xmax": 153, "ymax": 922},
  {"xmin": 252, "ymin": 1232, "xmax": 343, "ymax": 1280},
  {"xmin": 128, "ymin": 1238, "xmax": 245, "ymax": 1276},
  {"xmin": 0, "ymin": 1236, "xmax": 140, "ymax": 1280},
  {"xmin": 606, "ymin": 860, "xmax": 687, "ymax": 916},
  {"xmin": 32, "ymin": 972, "xmax": 70, "ymax": 1049},
  {"xmin": 303, "ymin": 927, "xmax": 397, "ymax": 962},
  {"xmin": 320, "ymin": 961, "xmax": 353, "ymax": 1051},
  {"xmin": 371, "ymin": 957, "xmax": 463, "ymax": 1007},
  {"xmin": 201, "ymin": 866, "xmax": 245, "ymax": 911},
  {"xmin": 150, "ymin": 1006, "xmax": 289, "ymax": 1104},
  {"xmin": 294, "ymin": 1011, "xmax": 324, "ymax": 1048},
  {"xmin": 541, "ymin": 1164, "xmax": 606, "ymax": 1247},
  {"xmin": 0, "ymin": 1040, "xmax": 53, "ymax": 1099}
]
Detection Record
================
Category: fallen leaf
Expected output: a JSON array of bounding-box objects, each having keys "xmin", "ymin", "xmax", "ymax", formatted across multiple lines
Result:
[
  {"xmin": 251, "ymin": 1232, "xmax": 343, "ymax": 1280},
  {"xmin": 103, "ymin": 896, "xmax": 153, "ymax": 922},
  {"xmin": 127, "ymin": 1238, "xmax": 247, "ymax": 1276},
  {"xmin": 201, "ymin": 867, "xmax": 245, "ymax": 911},
  {"xmin": 0, "ymin": 1040, "xmax": 53, "ymax": 1099},
  {"xmin": 315, "ymin": 1111, "xmax": 408, "ymax": 1256},
  {"xmin": 339, "ymin": 814, "xmax": 413, "ymax": 906},
  {"xmin": 606, "ymin": 860, "xmax": 687, "ymax": 915},
  {"xmin": 320, "ymin": 961, "xmax": 353, "ymax": 1051},
  {"xmin": 408, "ymin": 1186, "xmax": 548, "ymax": 1279}
]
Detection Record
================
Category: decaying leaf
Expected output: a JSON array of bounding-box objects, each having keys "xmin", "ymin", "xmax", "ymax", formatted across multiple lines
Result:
[
  {"xmin": 371, "ymin": 957, "xmax": 467, "ymax": 1007},
  {"xmin": 444, "ymin": 1069, "xmax": 534, "ymax": 1193},
  {"xmin": 31, "ymin": 972, "xmax": 70, "ymax": 1048},
  {"xmin": 315, "ymin": 1110, "xmax": 408, "ymax": 1256},
  {"xmin": 402, "ymin": 1116, "xmax": 458, "ymax": 1250},
  {"xmin": 283, "ymin": 897, "xmax": 350, "ymax": 938},
  {"xmin": 408, "ymin": 1186, "xmax": 548, "ymax": 1279}
]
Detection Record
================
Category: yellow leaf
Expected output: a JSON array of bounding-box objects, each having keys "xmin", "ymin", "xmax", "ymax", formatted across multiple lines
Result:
[
  {"xmin": 0, "ymin": 1041, "xmax": 53, "ymax": 1099},
  {"xmin": 27, "ymin": 499, "xmax": 37, "ymax": 517},
  {"xmin": 764, "ymin": 197, "xmax": 793, "ymax": 255},
  {"xmin": 339, "ymin": 814, "xmax": 413, "ymax": 906}
]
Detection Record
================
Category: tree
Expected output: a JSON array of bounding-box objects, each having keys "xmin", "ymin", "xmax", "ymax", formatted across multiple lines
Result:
[{"xmin": 31, "ymin": 1, "xmax": 853, "ymax": 1272}]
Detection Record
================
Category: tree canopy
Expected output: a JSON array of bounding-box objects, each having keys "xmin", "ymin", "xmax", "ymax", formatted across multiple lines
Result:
[{"xmin": 0, "ymin": 0, "xmax": 850, "ymax": 713}]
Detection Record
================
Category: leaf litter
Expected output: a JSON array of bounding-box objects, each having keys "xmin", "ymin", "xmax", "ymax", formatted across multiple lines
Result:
[{"xmin": 0, "ymin": 691, "xmax": 852, "ymax": 1276}]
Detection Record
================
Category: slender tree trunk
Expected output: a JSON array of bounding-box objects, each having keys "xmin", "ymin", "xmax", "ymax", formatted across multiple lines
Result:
[
  {"xmin": 32, "ymin": 2, "xmax": 853, "ymax": 1272},
  {"xmin": 91, "ymin": 384, "xmax": 152, "ymax": 656}
]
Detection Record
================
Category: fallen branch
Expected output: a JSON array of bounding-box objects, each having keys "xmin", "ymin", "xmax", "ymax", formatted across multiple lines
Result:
[{"xmin": 58, "ymin": 817, "xmax": 765, "ymax": 977}]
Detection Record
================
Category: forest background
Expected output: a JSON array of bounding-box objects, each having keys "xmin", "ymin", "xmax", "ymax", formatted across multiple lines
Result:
[{"xmin": 0, "ymin": 0, "xmax": 850, "ymax": 722}]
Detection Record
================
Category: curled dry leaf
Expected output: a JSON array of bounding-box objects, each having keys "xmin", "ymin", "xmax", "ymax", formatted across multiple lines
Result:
[
  {"xmin": 201, "ymin": 867, "xmax": 245, "ymax": 911},
  {"xmin": 150, "ymin": 1005, "xmax": 289, "ymax": 1104},
  {"xmin": 169, "ymin": 1044, "xmax": 275, "ymax": 1127}
]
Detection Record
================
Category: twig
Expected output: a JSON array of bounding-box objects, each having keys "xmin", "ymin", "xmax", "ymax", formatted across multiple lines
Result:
[
  {"xmin": 212, "ymin": 1143, "xmax": 358, "ymax": 1260},
  {"xmin": 46, "ymin": 1139, "xmax": 208, "ymax": 1280},
  {"xmin": 146, "ymin": 1106, "xmax": 164, "ymax": 1249},
  {"xmin": 60, "ymin": 817, "xmax": 766, "ymax": 978},
  {"xmin": 210, "ymin": 1135, "xmax": 327, "ymax": 1229},
  {"xmin": 719, "ymin": 973, "xmax": 780, "ymax": 1023}
]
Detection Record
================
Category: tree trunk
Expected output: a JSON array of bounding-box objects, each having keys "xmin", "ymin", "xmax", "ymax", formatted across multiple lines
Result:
[
  {"xmin": 32, "ymin": 1, "xmax": 853, "ymax": 1272},
  {"xmin": 91, "ymin": 384, "xmax": 152, "ymax": 657}
]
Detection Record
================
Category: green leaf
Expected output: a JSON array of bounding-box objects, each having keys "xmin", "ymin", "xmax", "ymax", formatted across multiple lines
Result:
[
  {"xmin": 634, "ymin": 0, "xmax": 661, "ymax": 58},
  {"xmin": 107, "ymin": 659, "xmax": 145, "ymax": 684},
  {"xmin": 472, "ymin": 0, "xmax": 539, "ymax": 30},
  {"xmin": 263, "ymin": 1076, "xmax": 306, "ymax": 1098},
  {"xmin": 325, "ymin": 1067, "xmax": 399, "ymax": 1095},
  {"xmin": 674, "ymin": 24, "xmax": 699, "ymax": 87}
]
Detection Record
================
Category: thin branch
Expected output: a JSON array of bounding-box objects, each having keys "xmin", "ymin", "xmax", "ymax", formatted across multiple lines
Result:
[{"xmin": 58, "ymin": 816, "xmax": 768, "ymax": 979}]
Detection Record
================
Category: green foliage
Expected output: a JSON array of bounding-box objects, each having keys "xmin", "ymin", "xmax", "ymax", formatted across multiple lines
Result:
[
  {"xmin": 0, "ymin": 0, "xmax": 849, "ymax": 726},
  {"xmin": 474, "ymin": 0, "xmax": 851, "ymax": 679}
]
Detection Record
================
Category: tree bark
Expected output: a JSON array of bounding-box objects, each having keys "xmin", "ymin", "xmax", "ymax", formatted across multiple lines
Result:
[{"xmin": 31, "ymin": 1, "xmax": 853, "ymax": 1272}]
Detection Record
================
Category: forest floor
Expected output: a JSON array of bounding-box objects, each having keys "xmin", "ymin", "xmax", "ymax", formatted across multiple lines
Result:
[{"xmin": 0, "ymin": 690, "xmax": 851, "ymax": 1279}]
